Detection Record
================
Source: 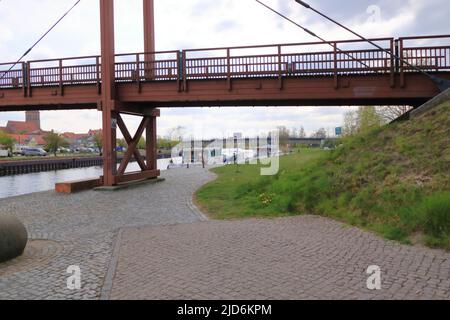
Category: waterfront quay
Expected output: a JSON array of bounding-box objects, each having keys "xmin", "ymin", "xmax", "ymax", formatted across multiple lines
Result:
[
  {"xmin": 0, "ymin": 154, "xmax": 172, "ymax": 176},
  {"xmin": 0, "ymin": 166, "xmax": 449, "ymax": 300}
]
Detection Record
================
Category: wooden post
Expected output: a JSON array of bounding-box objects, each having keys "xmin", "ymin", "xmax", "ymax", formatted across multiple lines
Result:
[
  {"xmin": 146, "ymin": 112, "xmax": 158, "ymax": 171},
  {"xmin": 399, "ymin": 39, "xmax": 405, "ymax": 88},
  {"xmin": 183, "ymin": 50, "xmax": 187, "ymax": 92},
  {"xmin": 390, "ymin": 39, "xmax": 395, "ymax": 88},
  {"xmin": 27, "ymin": 62, "xmax": 32, "ymax": 98},
  {"xmin": 333, "ymin": 42, "xmax": 338, "ymax": 89},
  {"xmin": 100, "ymin": 0, "xmax": 117, "ymax": 186},
  {"xmin": 59, "ymin": 59, "xmax": 64, "ymax": 96},
  {"xmin": 143, "ymin": 0, "xmax": 155, "ymax": 80},
  {"xmin": 144, "ymin": 0, "xmax": 158, "ymax": 173},
  {"xmin": 136, "ymin": 53, "xmax": 141, "ymax": 93},
  {"xmin": 22, "ymin": 62, "xmax": 27, "ymax": 97},
  {"xmin": 143, "ymin": 0, "xmax": 155, "ymax": 54},
  {"xmin": 227, "ymin": 48, "xmax": 232, "ymax": 91},
  {"xmin": 177, "ymin": 51, "xmax": 182, "ymax": 92},
  {"xmin": 278, "ymin": 45, "xmax": 283, "ymax": 90},
  {"xmin": 96, "ymin": 56, "xmax": 101, "ymax": 95}
]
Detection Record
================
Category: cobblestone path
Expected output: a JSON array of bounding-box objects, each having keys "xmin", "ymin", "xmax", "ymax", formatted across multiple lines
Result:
[
  {"xmin": 0, "ymin": 167, "xmax": 214, "ymax": 300},
  {"xmin": 106, "ymin": 217, "xmax": 450, "ymax": 300},
  {"xmin": 1, "ymin": 166, "xmax": 449, "ymax": 300}
]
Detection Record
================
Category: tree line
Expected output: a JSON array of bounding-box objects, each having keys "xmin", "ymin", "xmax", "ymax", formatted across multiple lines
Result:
[{"xmin": 342, "ymin": 106, "xmax": 412, "ymax": 137}]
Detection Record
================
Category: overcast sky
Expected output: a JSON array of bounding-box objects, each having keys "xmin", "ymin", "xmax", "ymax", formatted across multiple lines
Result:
[{"xmin": 0, "ymin": 0, "xmax": 448, "ymax": 138}]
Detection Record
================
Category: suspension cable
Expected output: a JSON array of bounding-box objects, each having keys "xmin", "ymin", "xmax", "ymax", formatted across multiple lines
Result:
[
  {"xmin": 0, "ymin": 0, "xmax": 82, "ymax": 80},
  {"xmin": 294, "ymin": 0, "xmax": 450, "ymax": 92},
  {"xmin": 255, "ymin": 0, "xmax": 376, "ymax": 72}
]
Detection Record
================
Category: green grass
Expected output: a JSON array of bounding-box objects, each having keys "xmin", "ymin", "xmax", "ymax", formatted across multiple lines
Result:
[
  {"xmin": 196, "ymin": 149, "xmax": 323, "ymax": 220},
  {"xmin": 196, "ymin": 101, "xmax": 450, "ymax": 249},
  {"xmin": 416, "ymin": 192, "xmax": 450, "ymax": 249}
]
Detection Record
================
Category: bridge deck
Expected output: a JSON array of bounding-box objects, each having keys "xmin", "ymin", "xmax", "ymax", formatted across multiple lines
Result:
[{"xmin": 1, "ymin": 35, "xmax": 449, "ymax": 110}]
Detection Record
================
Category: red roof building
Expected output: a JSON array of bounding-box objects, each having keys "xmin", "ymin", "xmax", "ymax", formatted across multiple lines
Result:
[
  {"xmin": 63, "ymin": 132, "xmax": 89, "ymax": 140},
  {"xmin": 2, "ymin": 110, "xmax": 101, "ymax": 147},
  {"xmin": 2, "ymin": 111, "xmax": 45, "ymax": 135},
  {"xmin": 4, "ymin": 121, "xmax": 41, "ymax": 135},
  {"xmin": 30, "ymin": 135, "xmax": 47, "ymax": 146},
  {"xmin": 88, "ymin": 129, "xmax": 102, "ymax": 136},
  {"xmin": 1, "ymin": 111, "xmax": 48, "ymax": 146}
]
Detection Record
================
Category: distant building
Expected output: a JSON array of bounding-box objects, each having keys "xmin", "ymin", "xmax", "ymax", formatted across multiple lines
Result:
[
  {"xmin": 88, "ymin": 129, "xmax": 102, "ymax": 137},
  {"xmin": 25, "ymin": 111, "xmax": 41, "ymax": 130},
  {"xmin": 0, "ymin": 111, "xmax": 48, "ymax": 146},
  {"xmin": 173, "ymin": 135, "xmax": 278, "ymax": 165},
  {"xmin": 62, "ymin": 129, "xmax": 102, "ymax": 149},
  {"xmin": 0, "ymin": 111, "xmax": 101, "ymax": 148}
]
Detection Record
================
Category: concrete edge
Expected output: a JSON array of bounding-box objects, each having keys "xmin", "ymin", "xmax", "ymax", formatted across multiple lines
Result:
[
  {"xmin": 99, "ymin": 228, "xmax": 123, "ymax": 300},
  {"xmin": 187, "ymin": 169, "xmax": 219, "ymax": 222},
  {"xmin": 410, "ymin": 88, "xmax": 450, "ymax": 118},
  {"xmin": 187, "ymin": 194, "xmax": 209, "ymax": 222},
  {"xmin": 94, "ymin": 178, "xmax": 165, "ymax": 192}
]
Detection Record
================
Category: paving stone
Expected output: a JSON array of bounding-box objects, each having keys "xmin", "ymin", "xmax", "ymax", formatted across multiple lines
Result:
[
  {"xmin": 0, "ymin": 167, "xmax": 214, "ymax": 300},
  {"xmin": 107, "ymin": 217, "xmax": 450, "ymax": 300}
]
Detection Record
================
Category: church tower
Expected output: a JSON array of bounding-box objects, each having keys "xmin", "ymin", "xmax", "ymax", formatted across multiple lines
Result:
[{"xmin": 25, "ymin": 111, "xmax": 41, "ymax": 130}]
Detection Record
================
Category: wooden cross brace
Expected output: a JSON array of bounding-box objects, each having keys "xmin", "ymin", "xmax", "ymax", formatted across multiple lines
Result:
[{"xmin": 116, "ymin": 114, "xmax": 150, "ymax": 176}]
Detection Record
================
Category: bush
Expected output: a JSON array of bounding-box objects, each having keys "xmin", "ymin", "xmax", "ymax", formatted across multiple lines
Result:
[{"xmin": 418, "ymin": 192, "xmax": 450, "ymax": 237}]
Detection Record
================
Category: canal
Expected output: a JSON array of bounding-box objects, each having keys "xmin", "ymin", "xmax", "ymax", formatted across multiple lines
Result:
[{"xmin": 0, "ymin": 158, "xmax": 174, "ymax": 200}]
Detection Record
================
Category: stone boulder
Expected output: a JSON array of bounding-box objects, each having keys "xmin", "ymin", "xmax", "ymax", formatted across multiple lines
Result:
[{"xmin": 0, "ymin": 214, "xmax": 28, "ymax": 263}]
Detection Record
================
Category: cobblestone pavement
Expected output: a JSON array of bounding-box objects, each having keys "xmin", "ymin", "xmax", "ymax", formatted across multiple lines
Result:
[
  {"xmin": 0, "ymin": 167, "xmax": 215, "ymax": 300},
  {"xmin": 107, "ymin": 217, "xmax": 450, "ymax": 300}
]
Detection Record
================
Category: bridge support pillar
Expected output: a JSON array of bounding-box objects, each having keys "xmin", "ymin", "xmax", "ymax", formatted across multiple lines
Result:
[
  {"xmin": 146, "ymin": 113, "xmax": 158, "ymax": 171},
  {"xmin": 100, "ymin": 0, "xmax": 117, "ymax": 187},
  {"xmin": 143, "ymin": 0, "xmax": 155, "ymax": 81},
  {"xmin": 113, "ymin": 108, "xmax": 160, "ymax": 185},
  {"xmin": 100, "ymin": 108, "xmax": 160, "ymax": 187},
  {"xmin": 98, "ymin": 0, "xmax": 160, "ymax": 188},
  {"xmin": 143, "ymin": 0, "xmax": 155, "ymax": 54},
  {"xmin": 102, "ymin": 108, "xmax": 118, "ymax": 187}
]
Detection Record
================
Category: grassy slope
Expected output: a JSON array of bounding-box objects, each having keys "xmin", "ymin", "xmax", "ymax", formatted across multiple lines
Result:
[{"xmin": 196, "ymin": 101, "xmax": 450, "ymax": 249}]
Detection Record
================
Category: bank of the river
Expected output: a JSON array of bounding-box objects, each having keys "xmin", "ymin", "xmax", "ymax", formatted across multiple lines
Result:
[
  {"xmin": 0, "ymin": 156, "xmax": 105, "ymax": 176},
  {"xmin": 0, "ymin": 153, "xmax": 100, "ymax": 162},
  {"xmin": 0, "ymin": 154, "xmax": 173, "ymax": 176},
  {"xmin": 0, "ymin": 158, "xmax": 174, "ymax": 199}
]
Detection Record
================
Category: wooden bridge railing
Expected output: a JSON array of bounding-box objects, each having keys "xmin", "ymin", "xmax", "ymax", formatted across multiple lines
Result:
[{"xmin": 0, "ymin": 35, "xmax": 449, "ymax": 91}]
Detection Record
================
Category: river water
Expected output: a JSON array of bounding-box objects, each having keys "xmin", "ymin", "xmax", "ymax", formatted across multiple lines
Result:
[{"xmin": 0, "ymin": 158, "xmax": 174, "ymax": 200}]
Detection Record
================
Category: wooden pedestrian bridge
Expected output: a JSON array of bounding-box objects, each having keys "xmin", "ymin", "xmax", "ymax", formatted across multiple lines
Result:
[{"xmin": 1, "ymin": 34, "xmax": 449, "ymax": 112}]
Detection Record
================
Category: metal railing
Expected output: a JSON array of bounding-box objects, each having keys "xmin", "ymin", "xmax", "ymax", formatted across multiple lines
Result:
[
  {"xmin": 115, "ymin": 50, "xmax": 180, "ymax": 82},
  {"xmin": 399, "ymin": 35, "xmax": 450, "ymax": 72},
  {"xmin": 183, "ymin": 38, "xmax": 394, "ymax": 81},
  {"xmin": 0, "ymin": 35, "xmax": 449, "ymax": 90},
  {"xmin": 0, "ymin": 62, "xmax": 26, "ymax": 89}
]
